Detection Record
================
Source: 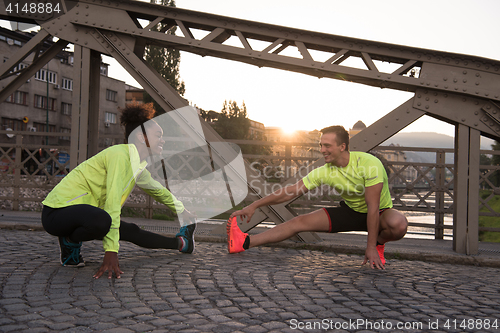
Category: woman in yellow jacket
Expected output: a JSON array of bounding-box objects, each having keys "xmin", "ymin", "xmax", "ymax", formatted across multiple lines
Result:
[{"xmin": 41, "ymin": 103, "xmax": 195, "ymax": 279}]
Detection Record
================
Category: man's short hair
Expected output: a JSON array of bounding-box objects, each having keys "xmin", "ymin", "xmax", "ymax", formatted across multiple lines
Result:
[{"xmin": 320, "ymin": 125, "xmax": 349, "ymax": 149}]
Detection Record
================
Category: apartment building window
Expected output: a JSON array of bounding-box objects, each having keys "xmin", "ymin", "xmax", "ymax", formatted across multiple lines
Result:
[
  {"xmin": 2, "ymin": 37, "xmax": 22, "ymax": 45},
  {"xmin": 11, "ymin": 62, "xmax": 27, "ymax": 73},
  {"xmin": 2, "ymin": 58, "xmax": 27, "ymax": 73},
  {"xmin": 100, "ymin": 65, "xmax": 108, "ymax": 76},
  {"xmin": 34, "ymin": 68, "xmax": 57, "ymax": 84},
  {"xmin": 2, "ymin": 117, "xmax": 27, "ymax": 131},
  {"xmin": 59, "ymin": 127, "xmax": 71, "ymax": 140},
  {"xmin": 104, "ymin": 112, "xmax": 117, "ymax": 124},
  {"xmin": 33, "ymin": 122, "xmax": 55, "ymax": 133},
  {"xmin": 61, "ymin": 77, "xmax": 73, "ymax": 91},
  {"xmin": 61, "ymin": 102, "xmax": 72, "ymax": 115},
  {"xmin": 6, "ymin": 91, "xmax": 28, "ymax": 105},
  {"xmin": 106, "ymin": 89, "xmax": 117, "ymax": 102},
  {"xmin": 34, "ymin": 94, "xmax": 56, "ymax": 111}
]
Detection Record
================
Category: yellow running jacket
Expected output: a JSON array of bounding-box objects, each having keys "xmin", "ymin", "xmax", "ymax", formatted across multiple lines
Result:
[{"xmin": 42, "ymin": 144, "xmax": 184, "ymax": 253}]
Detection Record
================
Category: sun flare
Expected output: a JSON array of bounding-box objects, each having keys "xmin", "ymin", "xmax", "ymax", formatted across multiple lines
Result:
[{"xmin": 281, "ymin": 126, "xmax": 297, "ymax": 135}]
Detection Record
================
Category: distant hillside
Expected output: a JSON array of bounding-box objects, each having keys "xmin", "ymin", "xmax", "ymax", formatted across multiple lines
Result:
[{"xmin": 379, "ymin": 132, "xmax": 497, "ymax": 163}]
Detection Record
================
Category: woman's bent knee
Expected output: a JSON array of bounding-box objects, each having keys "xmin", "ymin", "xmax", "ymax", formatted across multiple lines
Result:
[{"xmin": 88, "ymin": 209, "xmax": 112, "ymax": 237}]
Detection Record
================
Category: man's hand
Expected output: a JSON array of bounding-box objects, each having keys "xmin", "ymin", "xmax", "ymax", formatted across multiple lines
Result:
[
  {"xmin": 362, "ymin": 246, "xmax": 385, "ymax": 270},
  {"xmin": 228, "ymin": 180, "xmax": 308, "ymax": 224},
  {"xmin": 93, "ymin": 251, "xmax": 123, "ymax": 279},
  {"xmin": 229, "ymin": 205, "xmax": 256, "ymax": 223}
]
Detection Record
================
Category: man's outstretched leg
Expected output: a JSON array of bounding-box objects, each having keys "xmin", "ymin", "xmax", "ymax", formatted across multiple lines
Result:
[
  {"xmin": 227, "ymin": 209, "xmax": 330, "ymax": 253},
  {"xmin": 228, "ymin": 206, "xmax": 407, "ymax": 268}
]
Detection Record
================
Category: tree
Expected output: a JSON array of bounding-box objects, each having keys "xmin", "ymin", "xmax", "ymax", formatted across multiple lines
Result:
[
  {"xmin": 213, "ymin": 100, "xmax": 250, "ymax": 140},
  {"xmin": 199, "ymin": 101, "xmax": 272, "ymax": 156},
  {"xmin": 198, "ymin": 109, "xmax": 219, "ymax": 124},
  {"xmin": 143, "ymin": 0, "xmax": 185, "ymax": 114}
]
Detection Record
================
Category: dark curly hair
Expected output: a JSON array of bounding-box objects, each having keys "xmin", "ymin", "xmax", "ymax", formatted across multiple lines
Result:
[{"xmin": 120, "ymin": 102, "xmax": 156, "ymax": 143}]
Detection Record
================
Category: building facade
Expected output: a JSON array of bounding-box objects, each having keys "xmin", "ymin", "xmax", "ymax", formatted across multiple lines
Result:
[{"xmin": 0, "ymin": 27, "xmax": 125, "ymax": 150}]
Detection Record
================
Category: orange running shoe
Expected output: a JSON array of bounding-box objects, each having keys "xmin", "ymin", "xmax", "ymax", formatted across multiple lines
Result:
[
  {"xmin": 376, "ymin": 244, "xmax": 386, "ymax": 266},
  {"xmin": 227, "ymin": 216, "xmax": 248, "ymax": 254}
]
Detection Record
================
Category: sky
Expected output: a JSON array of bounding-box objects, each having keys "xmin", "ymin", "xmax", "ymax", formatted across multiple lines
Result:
[{"xmin": 3, "ymin": 0, "xmax": 500, "ymax": 140}]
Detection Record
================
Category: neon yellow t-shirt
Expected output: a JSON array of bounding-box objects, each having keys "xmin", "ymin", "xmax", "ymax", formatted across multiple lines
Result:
[{"xmin": 302, "ymin": 151, "xmax": 392, "ymax": 213}]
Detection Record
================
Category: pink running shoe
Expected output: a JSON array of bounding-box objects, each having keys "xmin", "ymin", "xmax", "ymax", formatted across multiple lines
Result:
[
  {"xmin": 227, "ymin": 216, "xmax": 248, "ymax": 254},
  {"xmin": 376, "ymin": 244, "xmax": 386, "ymax": 266}
]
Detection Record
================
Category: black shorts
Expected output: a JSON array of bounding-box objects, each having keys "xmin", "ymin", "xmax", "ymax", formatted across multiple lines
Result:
[{"xmin": 323, "ymin": 201, "xmax": 390, "ymax": 233}]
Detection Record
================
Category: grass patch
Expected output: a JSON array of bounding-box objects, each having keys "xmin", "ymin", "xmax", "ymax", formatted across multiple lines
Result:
[
  {"xmin": 479, "ymin": 190, "xmax": 500, "ymax": 243},
  {"xmin": 121, "ymin": 207, "xmax": 146, "ymax": 219},
  {"xmin": 121, "ymin": 207, "xmax": 175, "ymax": 221},
  {"xmin": 152, "ymin": 213, "xmax": 175, "ymax": 221}
]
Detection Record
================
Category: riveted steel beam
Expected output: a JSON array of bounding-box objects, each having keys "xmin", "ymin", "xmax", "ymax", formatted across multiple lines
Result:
[
  {"xmin": 2, "ymin": 0, "xmax": 500, "ymax": 104},
  {"xmin": 413, "ymin": 89, "xmax": 500, "ymax": 139},
  {"xmin": 0, "ymin": 38, "xmax": 67, "ymax": 104},
  {"xmin": 350, "ymin": 98, "xmax": 425, "ymax": 152},
  {"xmin": 0, "ymin": 29, "xmax": 50, "ymax": 78},
  {"xmin": 35, "ymin": 0, "xmax": 500, "ymax": 104}
]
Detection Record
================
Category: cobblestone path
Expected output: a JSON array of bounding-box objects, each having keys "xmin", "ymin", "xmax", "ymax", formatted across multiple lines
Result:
[{"xmin": 1, "ymin": 230, "xmax": 500, "ymax": 332}]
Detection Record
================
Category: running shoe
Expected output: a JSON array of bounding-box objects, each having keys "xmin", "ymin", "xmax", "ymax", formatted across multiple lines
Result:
[
  {"xmin": 176, "ymin": 223, "xmax": 196, "ymax": 254},
  {"xmin": 227, "ymin": 216, "xmax": 248, "ymax": 254},
  {"xmin": 376, "ymin": 244, "xmax": 386, "ymax": 266},
  {"xmin": 58, "ymin": 237, "xmax": 85, "ymax": 267}
]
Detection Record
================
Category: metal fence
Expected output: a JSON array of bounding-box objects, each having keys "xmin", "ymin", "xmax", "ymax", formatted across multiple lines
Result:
[{"xmin": 1, "ymin": 130, "xmax": 499, "ymax": 241}]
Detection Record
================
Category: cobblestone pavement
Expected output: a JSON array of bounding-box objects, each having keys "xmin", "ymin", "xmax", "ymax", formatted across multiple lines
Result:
[{"xmin": 1, "ymin": 230, "xmax": 500, "ymax": 333}]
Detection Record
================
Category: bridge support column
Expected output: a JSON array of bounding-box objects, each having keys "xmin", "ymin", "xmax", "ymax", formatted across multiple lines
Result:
[
  {"xmin": 70, "ymin": 47, "xmax": 101, "ymax": 169},
  {"xmin": 454, "ymin": 124, "xmax": 480, "ymax": 255}
]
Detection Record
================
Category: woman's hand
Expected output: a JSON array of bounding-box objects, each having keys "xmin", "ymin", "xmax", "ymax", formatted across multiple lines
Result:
[
  {"xmin": 93, "ymin": 251, "xmax": 123, "ymax": 279},
  {"xmin": 179, "ymin": 208, "xmax": 197, "ymax": 225}
]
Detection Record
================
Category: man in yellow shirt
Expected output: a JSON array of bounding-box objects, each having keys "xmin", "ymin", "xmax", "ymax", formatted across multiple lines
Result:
[{"xmin": 227, "ymin": 125, "xmax": 408, "ymax": 270}]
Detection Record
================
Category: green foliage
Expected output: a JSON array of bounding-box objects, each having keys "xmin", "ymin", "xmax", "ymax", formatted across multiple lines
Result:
[
  {"xmin": 479, "ymin": 190, "xmax": 500, "ymax": 243},
  {"xmin": 121, "ymin": 207, "xmax": 146, "ymax": 218},
  {"xmin": 480, "ymin": 153, "xmax": 492, "ymax": 166},
  {"xmin": 200, "ymin": 100, "xmax": 272, "ymax": 156},
  {"xmin": 121, "ymin": 207, "xmax": 176, "ymax": 221},
  {"xmin": 213, "ymin": 100, "xmax": 250, "ymax": 139},
  {"xmin": 490, "ymin": 140, "xmax": 500, "ymax": 187},
  {"xmin": 143, "ymin": 0, "xmax": 185, "ymax": 114},
  {"xmin": 152, "ymin": 213, "xmax": 175, "ymax": 221}
]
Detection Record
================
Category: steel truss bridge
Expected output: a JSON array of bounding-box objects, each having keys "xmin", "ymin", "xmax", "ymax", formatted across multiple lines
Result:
[{"xmin": 1, "ymin": 0, "xmax": 500, "ymax": 254}]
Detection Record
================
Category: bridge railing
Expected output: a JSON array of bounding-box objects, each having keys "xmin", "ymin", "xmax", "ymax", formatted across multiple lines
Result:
[{"xmin": 0, "ymin": 131, "xmax": 499, "ymax": 241}]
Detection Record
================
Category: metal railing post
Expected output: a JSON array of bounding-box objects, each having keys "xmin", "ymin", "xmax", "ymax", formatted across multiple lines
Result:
[
  {"xmin": 146, "ymin": 195, "xmax": 153, "ymax": 219},
  {"xmin": 435, "ymin": 150, "xmax": 445, "ymax": 239},
  {"xmin": 12, "ymin": 134, "xmax": 23, "ymax": 211},
  {"xmin": 284, "ymin": 143, "xmax": 292, "ymax": 182}
]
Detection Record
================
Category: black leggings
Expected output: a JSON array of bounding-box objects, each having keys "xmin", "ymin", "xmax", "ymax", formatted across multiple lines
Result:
[{"xmin": 41, "ymin": 204, "xmax": 178, "ymax": 249}]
